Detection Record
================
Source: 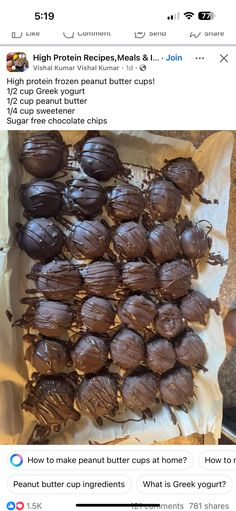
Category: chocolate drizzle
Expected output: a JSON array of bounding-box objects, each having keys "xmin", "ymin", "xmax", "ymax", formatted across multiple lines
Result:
[
  {"xmin": 19, "ymin": 180, "xmax": 63, "ymax": 218},
  {"xmin": 121, "ymin": 370, "xmax": 159, "ymax": 412},
  {"xmin": 122, "ymin": 261, "xmax": 157, "ymax": 292},
  {"xmin": 146, "ymin": 338, "xmax": 176, "ymax": 374},
  {"xmin": 16, "ymin": 218, "xmax": 64, "ymax": 262},
  {"xmin": 162, "ymin": 157, "xmax": 204, "ymax": 199},
  {"xmin": 175, "ymin": 331, "xmax": 206, "ymax": 367},
  {"xmin": 22, "ymin": 374, "xmax": 80, "ymax": 429},
  {"xmin": 82, "ymin": 260, "xmax": 120, "ymax": 296},
  {"xmin": 76, "ymin": 136, "xmax": 124, "ymax": 181},
  {"xmin": 71, "ymin": 335, "xmax": 108, "ymax": 374},
  {"xmin": 106, "ymin": 184, "xmax": 145, "ymax": 221},
  {"xmin": 118, "ymin": 294, "xmax": 156, "ymax": 331},
  {"xmin": 77, "ymin": 374, "xmax": 118, "ymax": 417},
  {"xmin": 25, "ymin": 339, "xmax": 69, "ymax": 374},
  {"xmin": 179, "ymin": 290, "xmax": 219, "ymax": 325},
  {"xmin": 21, "ymin": 131, "xmax": 68, "ymax": 178},
  {"xmin": 110, "ymin": 328, "xmax": 145, "ymax": 369},
  {"xmin": 65, "ymin": 220, "xmax": 110, "ymax": 259},
  {"xmin": 148, "ymin": 180, "xmax": 182, "ymax": 221},
  {"xmin": 63, "ymin": 177, "xmax": 105, "ymax": 218},
  {"xmin": 28, "ymin": 260, "xmax": 82, "ymax": 300},
  {"xmin": 81, "ymin": 296, "xmax": 115, "ymax": 333},
  {"xmin": 113, "ymin": 222, "xmax": 147, "ymax": 259},
  {"xmin": 147, "ymin": 224, "xmax": 181, "ymax": 264},
  {"xmin": 157, "ymin": 260, "xmax": 192, "ymax": 299},
  {"xmin": 159, "ymin": 367, "xmax": 194, "ymax": 406},
  {"xmin": 155, "ymin": 303, "xmax": 184, "ymax": 340}
]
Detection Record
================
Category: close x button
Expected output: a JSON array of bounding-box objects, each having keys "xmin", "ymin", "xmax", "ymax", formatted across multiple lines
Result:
[{"xmin": 220, "ymin": 54, "xmax": 229, "ymax": 62}]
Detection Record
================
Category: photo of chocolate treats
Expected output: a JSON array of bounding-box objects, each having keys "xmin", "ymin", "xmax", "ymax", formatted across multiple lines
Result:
[
  {"xmin": 20, "ymin": 131, "xmax": 68, "ymax": 178},
  {"xmin": 106, "ymin": 183, "xmax": 145, "ymax": 221},
  {"xmin": 71, "ymin": 334, "xmax": 108, "ymax": 374},
  {"xmin": 80, "ymin": 296, "xmax": 115, "ymax": 333},
  {"xmin": 121, "ymin": 370, "xmax": 159, "ymax": 411},
  {"xmin": 63, "ymin": 177, "xmax": 105, "ymax": 218},
  {"xmin": 146, "ymin": 338, "xmax": 176, "ymax": 374},
  {"xmin": 28, "ymin": 260, "xmax": 82, "ymax": 301},
  {"xmin": 65, "ymin": 219, "xmax": 110, "ymax": 259},
  {"xmin": 118, "ymin": 294, "xmax": 156, "ymax": 331},
  {"xmin": 156, "ymin": 260, "xmax": 192, "ymax": 299},
  {"xmin": 25, "ymin": 339, "xmax": 69, "ymax": 374},
  {"xmin": 154, "ymin": 303, "xmax": 184, "ymax": 340},
  {"xmin": 10, "ymin": 129, "xmax": 231, "ymax": 445},
  {"xmin": 82, "ymin": 260, "xmax": 120, "ymax": 296},
  {"xmin": 22, "ymin": 374, "xmax": 80, "ymax": 429},
  {"xmin": 19, "ymin": 180, "xmax": 63, "ymax": 218},
  {"xmin": 180, "ymin": 290, "xmax": 219, "ymax": 326},
  {"xmin": 77, "ymin": 374, "xmax": 118, "ymax": 417},
  {"xmin": 147, "ymin": 224, "xmax": 181, "ymax": 264},
  {"xmin": 159, "ymin": 366, "xmax": 194, "ymax": 406},
  {"xmin": 122, "ymin": 261, "xmax": 157, "ymax": 292},
  {"xmin": 76, "ymin": 136, "xmax": 123, "ymax": 181},
  {"xmin": 175, "ymin": 331, "xmax": 206, "ymax": 367},
  {"xmin": 113, "ymin": 221, "xmax": 147, "ymax": 259},
  {"xmin": 110, "ymin": 328, "xmax": 145, "ymax": 369},
  {"xmin": 148, "ymin": 179, "xmax": 182, "ymax": 221},
  {"xmin": 161, "ymin": 157, "xmax": 204, "ymax": 199},
  {"xmin": 180, "ymin": 225, "xmax": 211, "ymax": 260},
  {"xmin": 16, "ymin": 218, "xmax": 64, "ymax": 262},
  {"xmin": 21, "ymin": 301, "xmax": 73, "ymax": 337}
]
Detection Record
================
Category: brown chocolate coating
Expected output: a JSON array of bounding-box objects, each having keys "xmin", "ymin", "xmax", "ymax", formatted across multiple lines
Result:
[
  {"xmin": 146, "ymin": 338, "xmax": 176, "ymax": 374},
  {"xmin": 113, "ymin": 222, "xmax": 147, "ymax": 259},
  {"xmin": 122, "ymin": 261, "xmax": 157, "ymax": 292},
  {"xmin": 22, "ymin": 374, "xmax": 80, "ymax": 428},
  {"xmin": 77, "ymin": 136, "xmax": 122, "ymax": 181},
  {"xmin": 159, "ymin": 366, "xmax": 194, "ymax": 406},
  {"xmin": 157, "ymin": 260, "xmax": 192, "ymax": 299},
  {"xmin": 118, "ymin": 294, "xmax": 156, "ymax": 331},
  {"xmin": 180, "ymin": 225, "xmax": 211, "ymax": 260},
  {"xmin": 155, "ymin": 303, "xmax": 184, "ymax": 340},
  {"xmin": 16, "ymin": 218, "xmax": 64, "ymax": 262},
  {"xmin": 63, "ymin": 177, "xmax": 105, "ymax": 218},
  {"xmin": 180, "ymin": 291, "xmax": 217, "ymax": 326},
  {"xmin": 106, "ymin": 184, "xmax": 145, "ymax": 221},
  {"xmin": 65, "ymin": 220, "xmax": 110, "ymax": 259},
  {"xmin": 71, "ymin": 334, "xmax": 108, "ymax": 374},
  {"xmin": 224, "ymin": 309, "xmax": 236, "ymax": 347},
  {"xmin": 148, "ymin": 180, "xmax": 182, "ymax": 221},
  {"xmin": 110, "ymin": 328, "xmax": 145, "ymax": 369},
  {"xmin": 20, "ymin": 131, "xmax": 68, "ymax": 178},
  {"xmin": 23, "ymin": 301, "xmax": 73, "ymax": 337},
  {"xmin": 81, "ymin": 296, "xmax": 115, "ymax": 333},
  {"xmin": 162, "ymin": 157, "xmax": 204, "ymax": 200},
  {"xmin": 29, "ymin": 260, "xmax": 82, "ymax": 301},
  {"xmin": 175, "ymin": 331, "xmax": 206, "ymax": 367},
  {"xmin": 121, "ymin": 370, "xmax": 159, "ymax": 411},
  {"xmin": 147, "ymin": 224, "xmax": 181, "ymax": 264},
  {"xmin": 25, "ymin": 339, "xmax": 69, "ymax": 374},
  {"xmin": 77, "ymin": 374, "xmax": 118, "ymax": 417},
  {"xmin": 82, "ymin": 261, "xmax": 120, "ymax": 296},
  {"xmin": 19, "ymin": 180, "xmax": 63, "ymax": 218}
]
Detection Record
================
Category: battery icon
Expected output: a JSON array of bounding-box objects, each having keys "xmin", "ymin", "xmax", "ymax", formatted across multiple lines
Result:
[{"xmin": 198, "ymin": 11, "xmax": 215, "ymax": 20}]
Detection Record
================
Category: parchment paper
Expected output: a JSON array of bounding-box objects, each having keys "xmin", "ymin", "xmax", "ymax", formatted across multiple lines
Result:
[{"xmin": 0, "ymin": 130, "xmax": 234, "ymax": 444}]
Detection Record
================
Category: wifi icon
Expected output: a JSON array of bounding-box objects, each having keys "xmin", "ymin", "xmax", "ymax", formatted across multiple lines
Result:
[{"xmin": 184, "ymin": 11, "xmax": 194, "ymax": 19}]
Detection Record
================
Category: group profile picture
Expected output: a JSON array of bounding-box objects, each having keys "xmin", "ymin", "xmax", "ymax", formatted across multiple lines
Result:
[{"xmin": 7, "ymin": 52, "xmax": 29, "ymax": 72}]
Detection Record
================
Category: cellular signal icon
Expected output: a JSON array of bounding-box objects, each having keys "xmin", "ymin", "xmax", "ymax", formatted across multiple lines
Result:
[
  {"xmin": 167, "ymin": 12, "xmax": 180, "ymax": 20},
  {"xmin": 184, "ymin": 11, "xmax": 194, "ymax": 19}
]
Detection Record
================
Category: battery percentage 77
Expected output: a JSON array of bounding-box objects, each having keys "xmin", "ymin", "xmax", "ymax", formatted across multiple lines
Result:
[{"xmin": 198, "ymin": 11, "xmax": 215, "ymax": 20}]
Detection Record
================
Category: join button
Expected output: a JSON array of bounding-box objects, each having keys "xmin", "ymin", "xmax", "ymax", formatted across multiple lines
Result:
[{"xmin": 166, "ymin": 54, "xmax": 183, "ymax": 61}]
